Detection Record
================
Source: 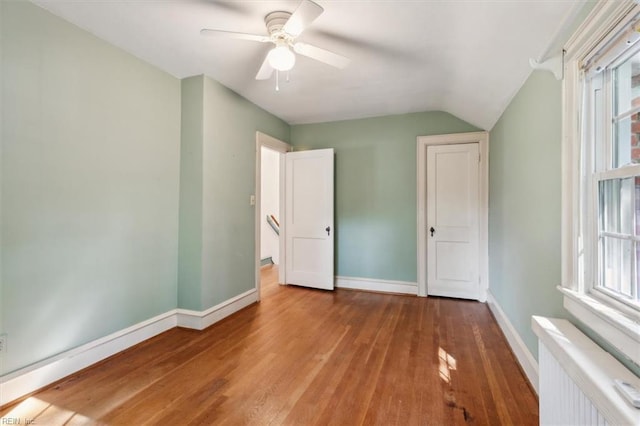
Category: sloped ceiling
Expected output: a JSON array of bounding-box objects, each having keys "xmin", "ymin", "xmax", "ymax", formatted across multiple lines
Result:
[{"xmin": 31, "ymin": 0, "xmax": 586, "ymax": 129}]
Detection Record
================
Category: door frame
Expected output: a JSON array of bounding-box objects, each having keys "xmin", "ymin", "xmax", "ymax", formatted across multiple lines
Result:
[
  {"xmin": 416, "ymin": 131, "xmax": 489, "ymax": 300},
  {"xmin": 255, "ymin": 131, "xmax": 292, "ymax": 300}
]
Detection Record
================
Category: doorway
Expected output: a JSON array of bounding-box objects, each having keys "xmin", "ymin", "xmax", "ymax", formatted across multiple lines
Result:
[
  {"xmin": 416, "ymin": 131, "xmax": 489, "ymax": 301},
  {"xmin": 260, "ymin": 145, "xmax": 281, "ymax": 275},
  {"xmin": 255, "ymin": 133, "xmax": 336, "ymax": 297},
  {"xmin": 255, "ymin": 132, "xmax": 291, "ymax": 299}
]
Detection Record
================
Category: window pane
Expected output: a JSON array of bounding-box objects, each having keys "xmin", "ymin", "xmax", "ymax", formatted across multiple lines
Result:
[
  {"xmin": 599, "ymin": 177, "xmax": 635, "ymax": 235},
  {"xmin": 600, "ymin": 236, "xmax": 634, "ymax": 297},
  {"xmin": 598, "ymin": 176, "xmax": 639, "ymax": 302},
  {"xmin": 614, "ymin": 116, "xmax": 634, "ymax": 167},
  {"xmin": 613, "ymin": 51, "xmax": 640, "ymax": 167}
]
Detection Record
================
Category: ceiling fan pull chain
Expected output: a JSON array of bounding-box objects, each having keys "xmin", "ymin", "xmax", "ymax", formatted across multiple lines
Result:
[
  {"xmin": 286, "ymin": 70, "xmax": 290, "ymax": 83},
  {"xmin": 275, "ymin": 70, "xmax": 280, "ymax": 91}
]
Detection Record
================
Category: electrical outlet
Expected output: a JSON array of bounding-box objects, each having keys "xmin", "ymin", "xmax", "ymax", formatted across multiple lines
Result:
[{"xmin": 0, "ymin": 334, "xmax": 6, "ymax": 354}]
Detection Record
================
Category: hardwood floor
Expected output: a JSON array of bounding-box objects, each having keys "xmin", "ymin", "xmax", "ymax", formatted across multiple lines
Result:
[{"xmin": 1, "ymin": 265, "xmax": 538, "ymax": 425}]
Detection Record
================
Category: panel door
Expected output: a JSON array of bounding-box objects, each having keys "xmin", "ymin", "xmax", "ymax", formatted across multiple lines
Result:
[
  {"xmin": 285, "ymin": 149, "xmax": 334, "ymax": 290},
  {"xmin": 427, "ymin": 143, "xmax": 480, "ymax": 299}
]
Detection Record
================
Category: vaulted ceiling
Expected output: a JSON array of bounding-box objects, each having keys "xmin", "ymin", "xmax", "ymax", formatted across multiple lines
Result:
[{"xmin": 31, "ymin": 0, "xmax": 585, "ymax": 129}]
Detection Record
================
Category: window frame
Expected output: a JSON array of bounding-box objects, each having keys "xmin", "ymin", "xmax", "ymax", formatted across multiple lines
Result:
[{"xmin": 561, "ymin": 0, "xmax": 640, "ymax": 367}]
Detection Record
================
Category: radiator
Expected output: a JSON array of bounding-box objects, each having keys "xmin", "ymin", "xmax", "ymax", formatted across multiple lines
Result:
[
  {"xmin": 539, "ymin": 343, "xmax": 607, "ymax": 425},
  {"xmin": 532, "ymin": 317, "xmax": 640, "ymax": 426}
]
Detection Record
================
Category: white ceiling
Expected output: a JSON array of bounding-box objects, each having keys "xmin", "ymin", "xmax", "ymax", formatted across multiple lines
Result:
[{"xmin": 31, "ymin": 0, "xmax": 585, "ymax": 129}]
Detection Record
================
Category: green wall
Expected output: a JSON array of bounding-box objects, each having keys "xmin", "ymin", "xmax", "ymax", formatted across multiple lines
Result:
[
  {"xmin": 0, "ymin": 0, "xmax": 5, "ymax": 351},
  {"xmin": 178, "ymin": 75, "xmax": 289, "ymax": 310},
  {"xmin": 291, "ymin": 112, "xmax": 479, "ymax": 282},
  {"xmin": 490, "ymin": 68, "xmax": 640, "ymax": 376},
  {"xmin": 1, "ymin": 1, "xmax": 288, "ymax": 377},
  {"xmin": 178, "ymin": 77, "xmax": 205, "ymax": 310},
  {"xmin": 489, "ymin": 71, "xmax": 565, "ymax": 358},
  {"xmin": 484, "ymin": 2, "xmax": 639, "ymax": 370},
  {"xmin": 1, "ymin": 1, "xmax": 181, "ymax": 374}
]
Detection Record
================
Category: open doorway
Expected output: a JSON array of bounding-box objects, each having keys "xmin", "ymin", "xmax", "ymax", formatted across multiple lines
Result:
[
  {"xmin": 255, "ymin": 132, "xmax": 291, "ymax": 299},
  {"xmin": 260, "ymin": 145, "xmax": 281, "ymax": 288}
]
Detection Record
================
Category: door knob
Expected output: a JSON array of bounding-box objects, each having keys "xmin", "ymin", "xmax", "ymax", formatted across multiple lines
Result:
[{"xmin": 430, "ymin": 227, "xmax": 435, "ymax": 237}]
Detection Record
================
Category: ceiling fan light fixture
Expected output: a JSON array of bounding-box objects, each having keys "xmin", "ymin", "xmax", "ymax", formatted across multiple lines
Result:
[{"xmin": 268, "ymin": 45, "xmax": 296, "ymax": 71}]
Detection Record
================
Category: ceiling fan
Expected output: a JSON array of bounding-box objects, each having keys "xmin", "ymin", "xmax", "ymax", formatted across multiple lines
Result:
[{"xmin": 200, "ymin": 0, "xmax": 350, "ymax": 84}]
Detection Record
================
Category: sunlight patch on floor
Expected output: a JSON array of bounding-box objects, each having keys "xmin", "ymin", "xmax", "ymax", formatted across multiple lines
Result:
[
  {"xmin": 2, "ymin": 396, "xmax": 48, "ymax": 422},
  {"xmin": 438, "ymin": 347, "xmax": 457, "ymax": 384},
  {"xmin": 2, "ymin": 397, "xmax": 93, "ymax": 426}
]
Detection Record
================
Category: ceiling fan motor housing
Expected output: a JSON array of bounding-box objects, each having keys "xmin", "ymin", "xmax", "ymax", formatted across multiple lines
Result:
[{"xmin": 265, "ymin": 11, "xmax": 292, "ymax": 39}]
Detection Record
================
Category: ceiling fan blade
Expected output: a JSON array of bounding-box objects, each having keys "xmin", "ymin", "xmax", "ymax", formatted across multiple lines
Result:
[
  {"xmin": 293, "ymin": 42, "xmax": 350, "ymax": 69},
  {"xmin": 282, "ymin": 0, "xmax": 324, "ymax": 38},
  {"xmin": 256, "ymin": 53, "xmax": 274, "ymax": 80},
  {"xmin": 200, "ymin": 29, "xmax": 270, "ymax": 43}
]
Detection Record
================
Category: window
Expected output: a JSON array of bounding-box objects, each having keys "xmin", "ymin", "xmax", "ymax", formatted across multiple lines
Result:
[
  {"xmin": 562, "ymin": 0, "xmax": 640, "ymax": 366},
  {"xmin": 587, "ymin": 41, "xmax": 640, "ymax": 308}
]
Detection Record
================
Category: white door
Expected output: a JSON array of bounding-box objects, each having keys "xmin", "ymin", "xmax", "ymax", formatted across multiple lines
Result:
[
  {"xmin": 285, "ymin": 149, "xmax": 334, "ymax": 290},
  {"xmin": 427, "ymin": 143, "xmax": 480, "ymax": 300}
]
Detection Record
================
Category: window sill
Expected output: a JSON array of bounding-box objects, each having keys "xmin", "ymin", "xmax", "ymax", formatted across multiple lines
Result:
[{"xmin": 560, "ymin": 286, "xmax": 640, "ymax": 367}]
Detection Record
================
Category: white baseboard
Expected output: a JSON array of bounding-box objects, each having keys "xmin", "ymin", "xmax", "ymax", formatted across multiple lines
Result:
[
  {"xmin": 335, "ymin": 276, "xmax": 418, "ymax": 295},
  {"xmin": 0, "ymin": 289, "xmax": 259, "ymax": 407},
  {"xmin": 486, "ymin": 291, "xmax": 539, "ymax": 393},
  {"xmin": 0, "ymin": 311, "xmax": 177, "ymax": 407},
  {"xmin": 177, "ymin": 289, "xmax": 258, "ymax": 330}
]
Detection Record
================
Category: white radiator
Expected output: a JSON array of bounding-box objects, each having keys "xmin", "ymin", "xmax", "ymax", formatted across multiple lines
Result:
[
  {"xmin": 533, "ymin": 317, "xmax": 640, "ymax": 426},
  {"xmin": 539, "ymin": 343, "xmax": 607, "ymax": 425}
]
